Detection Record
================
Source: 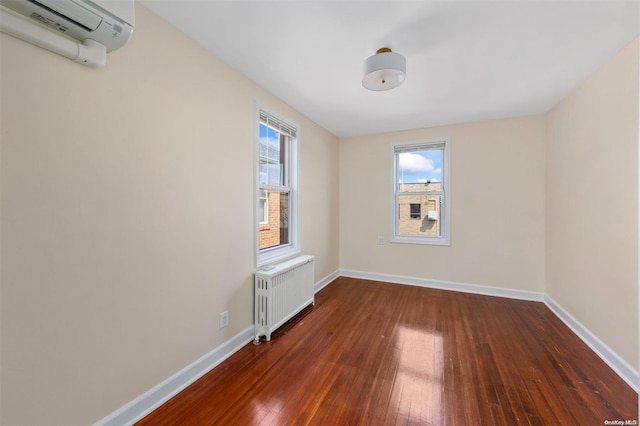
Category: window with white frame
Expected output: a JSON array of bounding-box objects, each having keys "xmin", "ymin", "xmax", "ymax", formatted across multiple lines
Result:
[
  {"xmin": 256, "ymin": 109, "xmax": 299, "ymax": 265},
  {"xmin": 392, "ymin": 139, "xmax": 450, "ymax": 245}
]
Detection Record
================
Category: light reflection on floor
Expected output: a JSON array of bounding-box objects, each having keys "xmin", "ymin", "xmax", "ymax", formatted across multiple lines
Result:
[
  {"xmin": 249, "ymin": 393, "xmax": 284, "ymax": 424},
  {"xmin": 247, "ymin": 324, "xmax": 444, "ymax": 424},
  {"xmin": 389, "ymin": 325, "xmax": 444, "ymax": 424}
]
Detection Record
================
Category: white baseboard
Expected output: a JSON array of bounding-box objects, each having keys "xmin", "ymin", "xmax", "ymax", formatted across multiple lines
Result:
[
  {"xmin": 315, "ymin": 269, "xmax": 339, "ymax": 293},
  {"xmin": 96, "ymin": 272, "xmax": 340, "ymax": 425},
  {"xmin": 339, "ymin": 268, "xmax": 638, "ymax": 393},
  {"xmin": 97, "ymin": 270, "xmax": 637, "ymax": 425},
  {"xmin": 339, "ymin": 269, "xmax": 545, "ymax": 301},
  {"xmin": 95, "ymin": 325, "xmax": 255, "ymax": 426},
  {"xmin": 544, "ymin": 295, "xmax": 639, "ymax": 393}
]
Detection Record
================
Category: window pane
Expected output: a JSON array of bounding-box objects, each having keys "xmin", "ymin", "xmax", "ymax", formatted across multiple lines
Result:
[
  {"xmin": 259, "ymin": 123, "xmax": 286, "ymax": 186},
  {"xmin": 259, "ymin": 191, "xmax": 290, "ymax": 250},
  {"xmin": 397, "ymin": 149, "xmax": 443, "ymax": 189},
  {"xmin": 398, "ymin": 194, "xmax": 441, "ymax": 237},
  {"xmin": 410, "ymin": 203, "xmax": 421, "ymax": 219}
]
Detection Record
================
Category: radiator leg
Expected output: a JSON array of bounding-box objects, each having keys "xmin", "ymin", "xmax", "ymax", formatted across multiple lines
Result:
[{"xmin": 253, "ymin": 336, "xmax": 262, "ymax": 345}]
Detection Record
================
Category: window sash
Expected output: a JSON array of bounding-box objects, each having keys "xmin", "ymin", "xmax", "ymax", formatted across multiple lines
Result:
[
  {"xmin": 397, "ymin": 194, "xmax": 443, "ymax": 237},
  {"xmin": 259, "ymin": 189, "xmax": 291, "ymax": 252},
  {"xmin": 395, "ymin": 145, "xmax": 445, "ymax": 193}
]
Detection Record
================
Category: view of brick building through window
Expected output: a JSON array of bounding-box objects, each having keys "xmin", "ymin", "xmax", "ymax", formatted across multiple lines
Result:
[
  {"xmin": 259, "ymin": 191, "xmax": 289, "ymax": 249},
  {"xmin": 258, "ymin": 116, "xmax": 292, "ymax": 252},
  {"xmin": 398, "ymin": 182, "xmax": 442, "ymax": 236}
]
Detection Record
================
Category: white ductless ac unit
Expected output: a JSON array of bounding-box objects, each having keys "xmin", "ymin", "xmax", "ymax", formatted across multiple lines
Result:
[{"xmin": 0, "ymin": 0, "xmax": 134, "ymax": 67}]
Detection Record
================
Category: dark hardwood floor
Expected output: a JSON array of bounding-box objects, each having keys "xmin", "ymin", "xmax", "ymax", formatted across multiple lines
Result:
[{"xmin": 138, "ymin": 277, "xmax": 638, "ymax": 425}]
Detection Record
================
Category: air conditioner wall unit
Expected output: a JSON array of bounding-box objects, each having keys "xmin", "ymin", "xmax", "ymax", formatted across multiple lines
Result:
[{"xmin": 0, "ymin": 0, "xmax": 134, "ymax": 67}]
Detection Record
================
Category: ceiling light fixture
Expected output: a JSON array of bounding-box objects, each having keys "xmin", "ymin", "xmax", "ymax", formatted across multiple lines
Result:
[{"xmin": 362, "ymin": 47, "xmax": 406, "ymax": 91}]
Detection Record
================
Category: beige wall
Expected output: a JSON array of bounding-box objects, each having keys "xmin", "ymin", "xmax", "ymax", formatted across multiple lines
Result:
[
  {"xmin": 339, "ymin": 36, "xmax": 638, "ymax": 372},
  {"xmin": 1, "ymin": 3, "xmax": 636, "ymax": 424},
  {"xmin": 339, "ymin": 116, "xmax": 547, "ymax": 291},
  {"xmin": 546, "ymin": 38, "xmax": 639, "ymax": 368},
  {"xmin": 0, "ymin": 4, "xmax": 339, "ymax": 425}
]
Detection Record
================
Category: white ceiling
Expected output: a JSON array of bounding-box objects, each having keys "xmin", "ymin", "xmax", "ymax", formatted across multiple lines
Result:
[{"xmin": 139, "ymin": 1, "xmax": 639, "ymax": 138}]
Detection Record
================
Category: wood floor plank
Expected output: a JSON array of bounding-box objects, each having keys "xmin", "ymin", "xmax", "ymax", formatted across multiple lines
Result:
[{"xmin": 137, "ymin": 277, "xmax": 638, "ymax": 425}]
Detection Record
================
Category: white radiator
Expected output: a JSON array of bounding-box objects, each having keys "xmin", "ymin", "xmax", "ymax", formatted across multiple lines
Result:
[{"xmin": 254, "ymin": 255, "xmax": 315, "ymax": 343}]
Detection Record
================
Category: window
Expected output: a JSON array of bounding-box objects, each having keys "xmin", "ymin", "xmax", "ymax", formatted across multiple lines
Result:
[
  {"xmin": 256, "ymin": 109, "xmax": 299, "ymax": 265},
  {"xmin": 392, "ymin": 139, "xmax": 450, "ymax": 245},
  {"xmin": 409, "ymin": 203, "xmax": 421, "ymax": 219}
]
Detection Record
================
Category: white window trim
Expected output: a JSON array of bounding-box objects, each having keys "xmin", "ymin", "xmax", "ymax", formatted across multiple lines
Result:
[
  {"xmin": 390, "ymin": 138, "xmax": 451, "ymax": 246},
  {"xmin": 255, "ymin": 104, "xmax": 300, "ymax": 267}
]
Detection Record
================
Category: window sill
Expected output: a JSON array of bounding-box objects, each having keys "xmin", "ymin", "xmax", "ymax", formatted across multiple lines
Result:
[
  {"xmin": 391, "ymin": 236, "xmax": 450, "ymax": 246},
  {"xmin": 257, "ymin": 245, "xmax": 300, "ymax": 268}
]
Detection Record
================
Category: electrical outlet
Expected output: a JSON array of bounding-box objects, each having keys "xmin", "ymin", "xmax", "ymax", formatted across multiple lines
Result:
[
  {"xmin": 219, "ymin": 310, "xmax": 229, "ymax": 329},
  {"xmin": 377, "ymin": 236, "xmax": 385, "ymax": 245}
]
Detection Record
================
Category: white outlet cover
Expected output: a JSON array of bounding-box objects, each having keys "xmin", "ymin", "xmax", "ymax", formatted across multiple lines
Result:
[{"xmin": 219, "ymin": 311, "xmax": 229, "ymax": 328}]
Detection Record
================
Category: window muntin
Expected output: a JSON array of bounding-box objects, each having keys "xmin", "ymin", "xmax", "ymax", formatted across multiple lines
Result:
[
  {"xmin": 393, "ymin": 140, "xmax": 450, "ymax": 245},
  {"xmin": 256, "ymin": 109, "xmax": 299, "ymax": 265}
]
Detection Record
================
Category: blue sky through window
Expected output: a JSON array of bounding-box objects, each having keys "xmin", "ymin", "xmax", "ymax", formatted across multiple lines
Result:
[
  {"xmin": 398, "ymin": 149, "xmax": 442, "ymax": 184},
  {"xmin": 259, "ymin": 123, "xmax": 284, "ymax": 186},
  {"xmin": 259, "ymin": 123, "xmax": 280, "ymax": 152}
]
